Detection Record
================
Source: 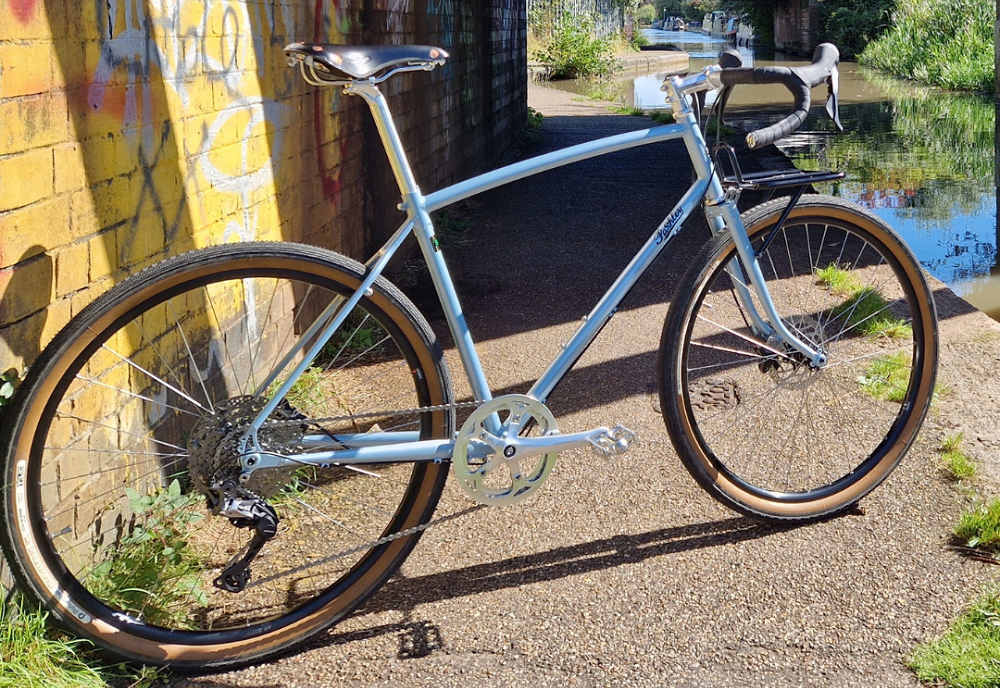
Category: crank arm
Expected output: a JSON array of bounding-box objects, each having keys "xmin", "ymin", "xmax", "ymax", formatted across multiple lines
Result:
[{"xmin": 474, "ymin": 427, "xmax": 614, "ymax": 458}]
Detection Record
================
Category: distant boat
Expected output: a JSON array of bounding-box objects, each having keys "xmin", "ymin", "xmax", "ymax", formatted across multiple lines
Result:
[{"xmin": 725, "ymin": 17, "xmax": 738, "ymax": 41}]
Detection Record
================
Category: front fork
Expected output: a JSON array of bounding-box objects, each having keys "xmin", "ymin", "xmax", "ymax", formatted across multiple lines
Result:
[
  {"xmin": 667, "ymin": 77, "xmax": 825, "ymax": 369},
  {"xmin": 705, "ymin": 194, "xmax": 827, "ymax": 368}
]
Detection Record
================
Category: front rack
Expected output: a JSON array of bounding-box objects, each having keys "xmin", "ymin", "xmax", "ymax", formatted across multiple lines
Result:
[
  {"xmin": 712, "ymin": 144, "xmax": 846, "ymax": 258},
  {"xmin": 714, "ymin": 143, "xmax": 845, "ymax": 193}
]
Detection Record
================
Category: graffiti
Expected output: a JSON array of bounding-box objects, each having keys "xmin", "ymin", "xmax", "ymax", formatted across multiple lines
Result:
[
  {"xmin": 87, "ymin": 0, "xmax": 296, "ymax": 249},
  {"xmin": 386, "ymin": 0, "xmax": 410, "ymax": 39},
  {"xmin": 118, "ymin": 120, "xmax": 191, "ymax": 265},
  {"xmin": 312, "ymin": 0, "xmax": 351, "ymax": 204},
  {"xmin": 10, "ymin": 0, "xmax": 38, "ymax": 23}
]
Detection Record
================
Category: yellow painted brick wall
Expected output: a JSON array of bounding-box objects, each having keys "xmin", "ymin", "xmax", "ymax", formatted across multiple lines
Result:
[
  {"xmin": 0, "ymin": 0, "xmax": 527, "ymax": 591},
  {"xmin": 0, "ymin": 0, "xmax": 527, "ymax": 380}
]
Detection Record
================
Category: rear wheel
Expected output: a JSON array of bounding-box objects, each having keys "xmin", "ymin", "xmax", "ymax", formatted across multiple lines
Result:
[
  {"xmin": 0, "ymin": 242, "xmax": 454, "ymax": 668},
  {"xmin": 660, "ymin": 196, "xmax": 937, "ymax": 522}
]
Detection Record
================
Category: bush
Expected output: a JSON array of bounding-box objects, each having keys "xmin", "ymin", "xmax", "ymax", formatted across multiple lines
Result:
[
  {"xmin": 860, "ymin": 0, "xmax": 994, "ymax": 92},
  {"xmin": 533, "ymin": 14, "xmax": 618, "ymax": 79},
  {"xmin": 816, "ymin": 0, "xmax": 894, "ymax": 59},
  {"xmin": 637, "ymin": 3, "xmax": 657, "ymax": 24}
]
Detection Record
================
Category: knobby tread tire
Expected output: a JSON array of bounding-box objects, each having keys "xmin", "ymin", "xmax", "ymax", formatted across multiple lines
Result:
[
  {"xmin": 659, "ymin": 196, "xmax": 937, "ymax": 522},
  {"xmin": 0, "ymin": 242, "xmax": 454, "ymax": 669}
]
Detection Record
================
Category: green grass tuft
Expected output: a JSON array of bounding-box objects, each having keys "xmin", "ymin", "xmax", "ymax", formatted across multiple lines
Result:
[
  {"xmin": 816, "ymin": 263, "xmax": 861, "ymax": 293},
  {"xmin": 910, "ymin": 586, "xmax": 1000, "ymax": 687},
  {"xmin": 609, "ymin": 104, "xmax": 645, "ymax": 117},
  {"xmin": 818, "ymin": 264, "xmax": 912, "ymax": 339},
  {"xmin": 857, "ymin": 352, "xmax": 911, "ymax": 401},
  {"xmin": 939, "ymin": 431, "xmax": 978, "ymax": 481},
  {"xmin": 0, "ymin": 594, "xmax": 160, "ymax": 688},
  {"xmin": 954, "ymin": 498, "xmax": 1000, "ymax": 553}
]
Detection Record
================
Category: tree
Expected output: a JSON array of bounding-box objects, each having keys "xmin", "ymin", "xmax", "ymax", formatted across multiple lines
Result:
[{"xmin": 637, "ymin": 3, "xmax": 658, "ymax": 23}]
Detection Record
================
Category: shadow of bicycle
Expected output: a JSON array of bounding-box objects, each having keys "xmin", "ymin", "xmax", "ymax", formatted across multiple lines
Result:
[{"xmin": 296, "ymin": 515, "xmax": 790, "ymax": 660}]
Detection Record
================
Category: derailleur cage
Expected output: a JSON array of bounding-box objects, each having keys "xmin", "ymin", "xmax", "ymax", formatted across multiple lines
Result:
[{"xmin": 211, "ymin": 482, "xmax": 280, "ymax": 594}]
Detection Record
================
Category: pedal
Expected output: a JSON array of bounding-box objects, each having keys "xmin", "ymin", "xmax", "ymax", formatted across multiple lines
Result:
[{"xmin": 589, "ymin": 425, "xmax": 637, "ymax": 458}]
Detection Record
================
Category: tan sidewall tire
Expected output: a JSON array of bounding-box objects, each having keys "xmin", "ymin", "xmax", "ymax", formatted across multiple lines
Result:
[{"xmin": 0, "ymin": 243, "xmax": 453, "ymax": 668}]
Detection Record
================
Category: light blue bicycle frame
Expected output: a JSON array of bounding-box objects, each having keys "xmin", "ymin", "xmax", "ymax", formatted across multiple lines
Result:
[{"xmin": 240, "ymin": 66, "xmax": 824, "ymax": 471}]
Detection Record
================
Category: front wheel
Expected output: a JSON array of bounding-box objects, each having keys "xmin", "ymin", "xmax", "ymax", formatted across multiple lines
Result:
[
  {"xmin": 659, "ymin": 195, "xmax": 937, "ymax": 522},
  {"xmin": 0, "ymin": 242, "xmax": 454, "ymax": 668}
]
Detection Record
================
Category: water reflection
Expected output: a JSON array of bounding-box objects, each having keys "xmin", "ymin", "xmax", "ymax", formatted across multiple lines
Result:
[
  {"xmin": 542, "ymin": 36, "xmax": 1000, "ymax": 320},
  {"xmin": 775, "ymin": 76, "xmax": 998, "ymax": 319}
]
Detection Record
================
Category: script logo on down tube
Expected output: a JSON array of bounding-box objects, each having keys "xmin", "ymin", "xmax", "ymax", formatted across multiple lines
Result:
[{"xmin": 654, "ymin": 208, "xmax": 684, "ymax": 245}]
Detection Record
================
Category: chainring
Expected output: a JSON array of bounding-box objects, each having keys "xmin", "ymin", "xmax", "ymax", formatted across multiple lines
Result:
[
  {"xmin": 187, "ymin": 396, "xmax": 308, "ymax": 498},
  {"xmin": 452, "ymin": 394, "xmax": 558, "ymax": 506}
]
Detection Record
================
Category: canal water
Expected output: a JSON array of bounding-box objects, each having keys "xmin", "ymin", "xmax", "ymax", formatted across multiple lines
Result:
[{"xmin": 547, "ymin": 30, "xmax": 1000, "ymax": 320}]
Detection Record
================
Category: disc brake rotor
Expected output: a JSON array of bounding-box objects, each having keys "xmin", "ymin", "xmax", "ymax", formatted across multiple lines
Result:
[
  {"xmin": 763, "ymin": 314, "xmax": 826, "ymax": 389},
  {"xmin": 452, "ymin": 394, "xmax": 558, "ymax": 506}
]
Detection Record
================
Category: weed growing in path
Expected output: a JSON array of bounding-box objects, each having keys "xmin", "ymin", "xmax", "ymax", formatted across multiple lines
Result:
[
  {"xmin": 939, "ymin": 431, "xmax": 978, "ymax": 481},
  {"xmin": 910, "ymin": 585, "xmax": 1000, "ymax": 687}
]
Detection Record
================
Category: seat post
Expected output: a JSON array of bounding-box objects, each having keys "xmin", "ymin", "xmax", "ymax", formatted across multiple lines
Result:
[{"xmin": 347, "ymin": 82, "xmax": 423, "ymax": 202}]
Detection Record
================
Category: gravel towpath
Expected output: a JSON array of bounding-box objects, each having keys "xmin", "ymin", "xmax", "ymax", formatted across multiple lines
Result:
[{"xmin": 170, "ymin": 83, "xmax": 1000, "ymax": 688}]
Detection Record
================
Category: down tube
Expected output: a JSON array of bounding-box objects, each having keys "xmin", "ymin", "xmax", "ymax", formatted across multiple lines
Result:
[{"xmin": 529, "ymin": 176, "xmax": 711, "ymax": 403}]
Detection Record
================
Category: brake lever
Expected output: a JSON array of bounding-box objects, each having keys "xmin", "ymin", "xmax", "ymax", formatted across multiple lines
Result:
[{"xmin": 826, "ymin": 65, "xmax": 843, "ymax": 131}]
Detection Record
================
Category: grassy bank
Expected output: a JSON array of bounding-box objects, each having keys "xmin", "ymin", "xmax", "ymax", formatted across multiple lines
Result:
[{"xmin": 859, "ymin": 0, "xmax": 994, "ymax": 92}]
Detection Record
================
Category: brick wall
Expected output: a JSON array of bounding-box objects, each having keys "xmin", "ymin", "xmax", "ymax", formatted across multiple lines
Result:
[
  {"xmin": 0, "ymin": 0, "xmax": 527, "ymax": 381},
  {"xmin": 0, "ymin": 0, "xmax": 525, "ymax": 591},
  {"xmin": 773, "ymin": 0, "xmax": 817, "ymax": 53}
]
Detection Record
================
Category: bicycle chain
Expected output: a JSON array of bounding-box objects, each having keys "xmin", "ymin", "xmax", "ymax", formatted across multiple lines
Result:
[
  {"xmin": 222, "ymin": 398, "xmax": 489, "ymax": 587},
  {"xmin": 259, "ymin": 399, "xmax": 486, "ymax": 429},
  {"xmin": 247, "ymin": 502, "xmax": 486, "ymax": 589}
]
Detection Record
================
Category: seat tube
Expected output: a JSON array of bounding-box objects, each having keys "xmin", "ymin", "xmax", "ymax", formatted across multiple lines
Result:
[{"xmin": 350, "ymin": 83, "xmax": 495, "ymax": 406}]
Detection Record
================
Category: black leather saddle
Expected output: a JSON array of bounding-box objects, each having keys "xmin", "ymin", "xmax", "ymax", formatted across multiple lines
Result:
[{"xmin": 285, "ymin": 43, "xmax": 449, "ymax": 80}]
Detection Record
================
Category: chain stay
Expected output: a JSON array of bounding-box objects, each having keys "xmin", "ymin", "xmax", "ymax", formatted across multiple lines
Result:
[
  {"xmin": 260, "ymin": 399, "xmax": 486, "ymax": 429},
  {"xmin": 221, "ymin": 398, "xmax": 487, "ymax": 585}
]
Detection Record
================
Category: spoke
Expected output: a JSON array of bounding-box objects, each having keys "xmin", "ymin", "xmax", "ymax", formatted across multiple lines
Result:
[
  {"xmin": 813, "ymin": 223, "xmax": 832, "ymax": 276},
  {"xmin": 54, "ymin": 412, "xmax": 187, "ymax": 452},
  {"xmin": 44, "ymin": 458, "xmax": 189, "ymax": 523},
  {"xmin": 376, "ymin": 417, "xmax": 422, "ymax": 433},
  {"xmin": 133, "ymin": 316, "xmax": 209, "ymax": 419},
  {"xmin": 206, "ymin": 294, "xmax": 245, "ymax": 398},
  {"xmin": 75, "ymin": 375, "xmax": 202, "ymax": 419},
  {"xmin": 694, "ymin": 314, "xmax": 793, "ymax": 360},
  {"xmin": 264, "ymin": 284, "xmax": 320, "ymax": 388},
  {"xmin": 804, "ymin": 223, "xmax": 815, "ymax": 280},
  {"xmin": 297, "ymin": 481, "xmax": 396, "ymax": 518},
  {"xmin": 333, "ymin": 334, "xmax": 394, "ymax": 374},
  {"xmin": 165, "ymin": 299, "xmax": 217, "ymax": 414},
  {"xmin": 822, "ymin": 345, "xmax": 913, "ymax": 371},
  {"xmin": 689, "ymin": 340, "xmax": 774, "ymax": 362},
  {"xmin": 44, "ymin": 446, "xmax": 186, "ymax": 459},
  {"xmin": 100, "ymin": 345, "xmax": 212, "ymax": 414},
  {"xmin": 823, "ymin": 301, "xmax": 906, "ymax": 349},
  {"xmin": 292, "ymin": 498, "xmax": 369, "ymax": 542},
  {"xmin": 40, "ymin": 453, "xmax": 187, "ymax": 490}
]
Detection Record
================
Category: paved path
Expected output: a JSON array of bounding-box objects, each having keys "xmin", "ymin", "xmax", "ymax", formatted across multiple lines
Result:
[{"xmin": 173, "ymin": 84, "xmax": 999, "ymax": 688}]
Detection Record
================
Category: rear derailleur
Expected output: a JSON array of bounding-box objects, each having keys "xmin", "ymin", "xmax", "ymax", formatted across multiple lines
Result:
[{"xmin": 208, "ymin": 480, "xmax": 280, "ymax": 594}]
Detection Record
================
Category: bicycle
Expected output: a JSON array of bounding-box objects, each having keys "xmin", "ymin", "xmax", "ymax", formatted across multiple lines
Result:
[{"xmin": 0, "ymin": 42, "xmax": 937, "ymax": 668}]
